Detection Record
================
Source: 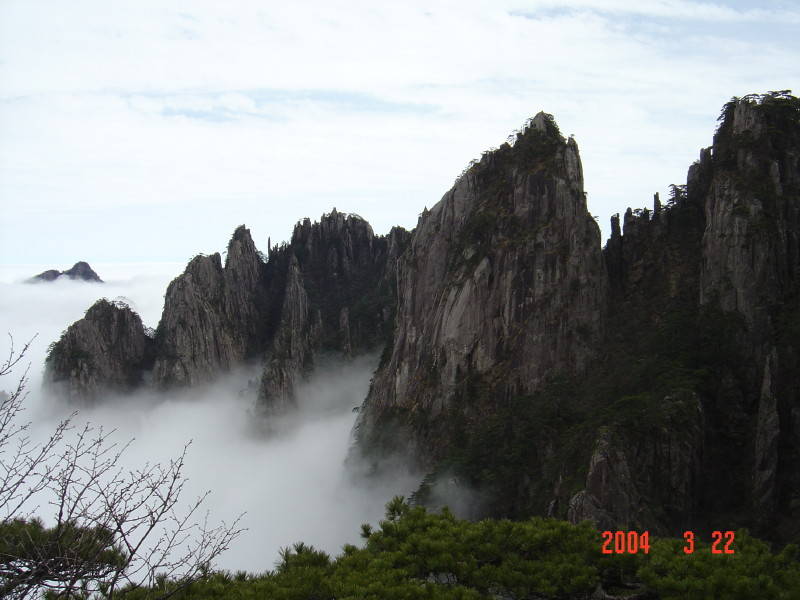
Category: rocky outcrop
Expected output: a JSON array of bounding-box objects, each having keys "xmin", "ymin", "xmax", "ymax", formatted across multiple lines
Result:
[
  {"xmin": 567, "ymin": 392, "xmax": 704, "ymax": 535},
  {"xmin": 692, "ymin": 93, "xmax": 799, "ymax": 538},
  {"xmin": 258, "ymin": 210, "xmax": 410, "ymax": 409},
  {"xmin": 152, "ymin": 226, "xmax": 269, "ymax": 387},
  {"xmin": 559, "ymin": 95, "xmax": 799, "ymax": 540},
  {"xmin": 356, "ymin": 112, "xmax": 605, "ymax": 466},
  {"xmin": 30, "ymin": 262, "xmax": 103, "ymax": 283},
  {"xmin": 47, "ymin": 218, "xmax": 410, "ymax": 411},
  {"xmin": 259, "ymin": 254, "xmax": 315, "ymax": 411},
  {"xmin": 567, "ymin": 428, "xmax": 637, "ymax": 532},
  {"xmin": 700, "ymin": 97, "xmax": 800, "ymax": 334},
  {"xmin": 44, "ymin": 299, "xmax": 154, "ymax": 403},
  {"xmin": 354, "ymin": 93, "xmax": 800, "ymax": 544},
  {"xmin": 32, "ymin": 269, "xmax": 62, "ymax": 282}
]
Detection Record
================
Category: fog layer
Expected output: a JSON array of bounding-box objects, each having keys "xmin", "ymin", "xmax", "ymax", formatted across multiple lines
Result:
[{"xmin": 0, "ymin": 264, "xmax": 418, "ymax": 573}]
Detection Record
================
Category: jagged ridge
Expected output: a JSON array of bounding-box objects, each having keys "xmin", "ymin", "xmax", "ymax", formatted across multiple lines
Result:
[
  {"xmin": 44, "ymin": 217, "xmax": 410, "ymax": 410},
  {"xmin": 353, "ymin": 92, "xmax": 800, "ymax": 544},
  {"xmin": 44, "ymin": 92, "xmax": 800, "ymax": 545}
]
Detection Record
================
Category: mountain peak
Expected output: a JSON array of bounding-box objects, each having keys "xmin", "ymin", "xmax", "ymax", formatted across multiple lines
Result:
[
  {"xmin": 63, "ymin": 261, "xmax": 102, "ymax": 282},
  {"xmin": 29, "ymin": 261, "xmax": 102, "ymax": 283}
]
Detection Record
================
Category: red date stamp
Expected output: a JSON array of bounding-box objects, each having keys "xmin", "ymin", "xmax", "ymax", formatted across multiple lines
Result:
[
  {"xmin": 683, "ymin": 530, "xmax": 736, "ymax": 554},
  {"xmin": 601, "ymin": 530, "xmax": 736, "ymax": 554},
  {"xmin": 601, "ymin": 530, "xmax": 651, "ymax": 554}
]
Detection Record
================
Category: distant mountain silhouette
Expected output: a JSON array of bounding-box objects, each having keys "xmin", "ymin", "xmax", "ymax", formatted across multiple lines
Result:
[{"xmin": 30, "ymin": 261, "xmax": 103, "ymax": 283}]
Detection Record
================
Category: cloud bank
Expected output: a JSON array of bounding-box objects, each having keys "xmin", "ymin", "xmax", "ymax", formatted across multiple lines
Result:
[
  {"xmin": 0, "ymin": 266, "xmax": 418, "ymax": 573},
  {"xmin": 1, "ymin": 1, "xmax": 798, "ymax": 265}
]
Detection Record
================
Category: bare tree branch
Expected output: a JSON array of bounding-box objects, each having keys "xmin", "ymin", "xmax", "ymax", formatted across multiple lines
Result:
[{"xmin": 0, "ymin": 334, "xmax": 245, "ymax": 599}]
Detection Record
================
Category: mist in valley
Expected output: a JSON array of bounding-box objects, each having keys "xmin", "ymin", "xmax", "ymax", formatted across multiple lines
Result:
[{"xmin": 0, "ymin": 264, "xmax": 419, "ymax": 575}]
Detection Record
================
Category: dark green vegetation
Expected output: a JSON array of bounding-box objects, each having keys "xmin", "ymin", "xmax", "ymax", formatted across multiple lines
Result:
[
  {"xmin": 1, "ymin": 518, "xmax": 125, "ymax": 597},
  {"xmin": 99, "ymin": 499, "xmax": 800, "ymax": 599}
]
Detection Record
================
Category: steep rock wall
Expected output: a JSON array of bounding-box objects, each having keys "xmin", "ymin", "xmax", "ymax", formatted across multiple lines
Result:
[
  {"xmin": 259, "ymin": 210, "xmax": 410, "ymax": 409},
  {"xmin": 357, "ymin": 113, "xmax": 606, "ymax": 467},
  {"xmin": 152, "ymin": 225, "xmax": 269, "ymax": 387},
  {"xmin": 552, "ymin": 94, "xmax": 799, "ymax": 540},
  {"xmin": 356, "ymin": 94, "xmax": 800, "ymax": 543},
  {"xmin": 697, "ymin": 95, "xmax": 800, "ymax": 535}
]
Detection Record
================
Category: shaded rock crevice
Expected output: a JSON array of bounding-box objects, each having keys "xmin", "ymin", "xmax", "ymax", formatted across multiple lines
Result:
[{"xmin": 258, "ymin": 210, "xmax": 410, "ymax": 409}]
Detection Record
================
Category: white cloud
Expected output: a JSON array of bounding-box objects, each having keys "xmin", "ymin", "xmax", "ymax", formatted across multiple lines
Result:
[
  {"xmin": 1, "ymin": 1, "xmax": 798, "ymax": 263},
  {"xmin": 0, "ymin": 275, "xmax": 418, "ymax": 573},
  {"xmin": 510, "ymin": 0, "xmax": 800, "ymax": 22}
]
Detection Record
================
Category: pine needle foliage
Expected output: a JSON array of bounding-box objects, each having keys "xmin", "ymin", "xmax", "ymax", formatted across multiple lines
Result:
[{"xmin": 116, "ymin": 498, "xmax": 800, "ymax": 599}]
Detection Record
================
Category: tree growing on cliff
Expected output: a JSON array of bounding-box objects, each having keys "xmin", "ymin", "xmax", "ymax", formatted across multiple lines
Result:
[
  {"xmin": 0, "ymin": 335, "xmax": 243, "ymax": 599},
  {"xmin": 667, "ymin": 183, "xmax": 687, "ymax": 206}
]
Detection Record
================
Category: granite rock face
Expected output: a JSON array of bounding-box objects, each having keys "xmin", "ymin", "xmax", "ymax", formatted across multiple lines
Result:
[
  {"xmin": 152, "ymin": 226, "xmax": 270, "ymax": 387},
  {"xmin": 47, "ymin": 218, "xmax": 409, "ymax": 412},
  {"xmin": 354, "ymin": 93, "xmax": 800, "ymax": 542},
  {"xmin": 695, "ymin": 94, "xmax": 800, "ymax": 536},
  {"xmin": 357, "ymin": 112, "xmax": 606, "ymax": 465},
  {"xmin": 567, "ymin": 428, "xmax": 638, "ymax": 532},
  {"xmin": 258, "ymin": 210, "xmax": 409, "ymax": 409},
  {"xmin": 259, "ymin": 254, "xmax": 314, "ymax": 412},
  {"xmin": 30, "ymin": 262, "xmax": 103, "ymax": 283},
  {"xmin": 44, "ymin": 299, "xmax": 153, "ymax": 403},
  {"xmin": 700, "ymin": 99, "xmax": 800, "ymax": 333}
]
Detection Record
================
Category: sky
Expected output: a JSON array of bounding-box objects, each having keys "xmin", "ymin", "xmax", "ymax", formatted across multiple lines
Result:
[{"xmin": 1, "ymin": 0, "xmax": 799, "ymax": 266}]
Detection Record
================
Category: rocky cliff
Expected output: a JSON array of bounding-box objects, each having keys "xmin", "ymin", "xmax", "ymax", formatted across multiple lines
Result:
[
  {"xmin": 258, "ymin": 211, "xmax": 409, "ymax": 410},
  {"xmin": 152, "ymin": 225, "xmax": 270, "ymax": 387},
  {"xmin": 354, "ymin": 92, "xmax": 800, "ymax": 544},
  {"xmin": 582, "ymin": 92, "xmax": 800, "ymax": 540},
  {"xmin": 44, "ymin": 299, "xmax": 154, "ymax": 403},
  {"xmin": 355, "ymin": 112, "xmax": 605, "ymax": 466},
  {"xmin": 45, "ymin": 218, "xmax": 409, "ymax": 410}
]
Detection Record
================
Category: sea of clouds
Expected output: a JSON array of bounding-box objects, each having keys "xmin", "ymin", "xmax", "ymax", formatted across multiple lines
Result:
[{"xmin": 0, "ymin": 263, "xmax": 419, "ymax": 574}]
